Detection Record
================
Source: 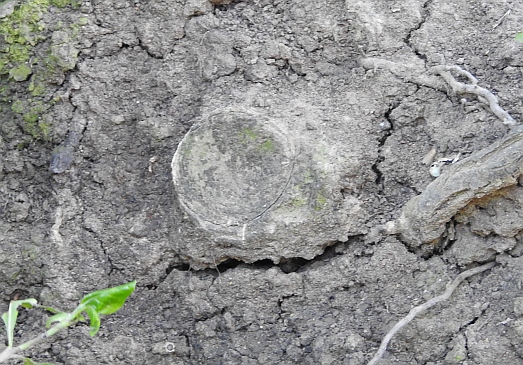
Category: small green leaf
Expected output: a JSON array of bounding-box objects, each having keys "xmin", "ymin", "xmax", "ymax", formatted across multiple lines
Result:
[
  {"xmin": 44, "ymin": 306, "xmax": 85, "ymax": 324},
  {"xmin": 45, "ymin": 312, "xmax": 70, "ymax": 328},
  {"xmin": 516, "ymin": 32, "xmax": 523, "ymax": 43},
  {"xmin": 2, "ymin": 298, "xmax": 38, "ymax": 347},
  {"xmin": 23, "ymin": 358, "xmax": 55, "ymax": 365},
  {"xmin": 80, "ymin": 281, "xmax": 136, "ymax": 315},
  {"xmin": 85, "ymin": 306, "xmax": 101, "ymax": 337},
  {"xmin": 42, "ymin": 306, "xmax": 61, "ymax": 314},
  {"xmin": 1, "ymin": 313, "xmax": 8, "ymax": 345},
  {"xmin": 21, "ymin": 302, "xmax": 36, "ymax": 309}
]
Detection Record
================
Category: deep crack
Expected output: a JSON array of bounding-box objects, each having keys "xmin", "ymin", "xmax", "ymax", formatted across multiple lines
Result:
[
  {"xmin": 136, "ymin": 36, "xmax": 165, "ymax": 60},
  {"xmin": 164, "ymin": 237, "xmax": 363, "ymax": 276},
  {"xmin": 404, "ymin": 0, "xmax": 434, "ymax": 61},
  {"xmin": 371, "ymin": 103, "xmax": 396, "ymax": 192}
]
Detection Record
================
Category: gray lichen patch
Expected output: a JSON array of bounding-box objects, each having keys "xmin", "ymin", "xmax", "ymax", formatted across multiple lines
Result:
[{"xmin": 172, "ymin": 108, "xmax": 368, "ymax": 266}]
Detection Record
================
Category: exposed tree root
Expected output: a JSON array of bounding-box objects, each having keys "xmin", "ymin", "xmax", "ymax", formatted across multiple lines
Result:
[
  {"xmin": 430, "ymin": 65, "xmax": 516, "ymax": 126},
  {"xmin": 360, "ymin": 58, "xmax": 516, "ymax": 126},
  {"xmin": 385, "ymin": 124, "xmax": 523, "ymax": 249},
  {"xmin": 360, "ymin": 58, "xmax": 523, "ymax": 250},
  {"xmin": 367, "ymin": 261, "xmax": 497, "ymax": 365},
  {"xmin": 360, "ymin": 59, "xmax": 516, "ymax": 362}
]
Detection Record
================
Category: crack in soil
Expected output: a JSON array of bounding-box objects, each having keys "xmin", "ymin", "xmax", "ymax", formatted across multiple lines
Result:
[
  {"xmin": 99, "ymin": 239, "xmax": 115, "ymax": 275},
  {"xmin": 459, "ymin": 304, "xmax": 490, "ymax": 362},
  {"xmin": 135, "ymin": 36, "xmax": 165, "ymax": 60},
  {"xmin": 404, "ymin": 0, "xmax": 434, "ymax": 61},
  {"xmin": 165, "ymin": 236, "xmax": 364, "ymax": 276},
  {"xmin": 371, "ymin": 102, "xmax": 397, "ymax": 193}
]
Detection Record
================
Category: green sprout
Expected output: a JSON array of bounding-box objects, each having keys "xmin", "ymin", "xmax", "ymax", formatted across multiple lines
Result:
[
  {"xmin": 516, "ymin": 32, "xmax": 523, "ymax": 43},
  {"xmin": 0, "ymin": 281, "xmax": 136, "ymax": 364}
]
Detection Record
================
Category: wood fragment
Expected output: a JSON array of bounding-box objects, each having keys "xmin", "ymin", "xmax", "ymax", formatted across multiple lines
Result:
[
  {"xmin": 387, "ymin": 125, "xmax": 523, "ymax": 249},
  {"xmin": 421, "ymin": 147, "xmax": 437, "ymax": 166}
]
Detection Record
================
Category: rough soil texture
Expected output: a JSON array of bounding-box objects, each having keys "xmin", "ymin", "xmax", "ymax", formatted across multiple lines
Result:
[{"xmin": 1, "ymin": 0, "xmax": 523, "ymax": 364}]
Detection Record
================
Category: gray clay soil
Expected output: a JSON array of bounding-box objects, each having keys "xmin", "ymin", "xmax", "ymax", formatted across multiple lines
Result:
[{"xmin": 2, "ymin": 0, "xmax": 523, "ymax": 364}]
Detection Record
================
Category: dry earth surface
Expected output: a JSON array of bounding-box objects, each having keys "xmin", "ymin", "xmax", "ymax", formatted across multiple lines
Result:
[{"xmin": 1, "ymin": 0, "xmax": 523, "ymax": 364}]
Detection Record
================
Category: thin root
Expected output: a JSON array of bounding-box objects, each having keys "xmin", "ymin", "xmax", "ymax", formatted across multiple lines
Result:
[
  {"xmin": 359, "ymin": 58, "xmax": 517, "ymax": 126},
  {"xmin": 367, "ymin": 261, "xmax": 497, "ymax": 365},
  {"xmin": 430, "ymin": 65, "xmax": 516, "ymax": 126}
]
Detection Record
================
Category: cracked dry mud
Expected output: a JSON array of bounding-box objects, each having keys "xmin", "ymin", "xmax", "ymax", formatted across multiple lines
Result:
[{"xmin": 1, "ymin": 0, "xmax": 523, "ymax": 364}]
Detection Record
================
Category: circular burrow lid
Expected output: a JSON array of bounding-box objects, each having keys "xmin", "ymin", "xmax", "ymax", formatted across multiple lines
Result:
[{"xmin": 172, "ymin": 111, "xmax": 294, "ymax": 236}]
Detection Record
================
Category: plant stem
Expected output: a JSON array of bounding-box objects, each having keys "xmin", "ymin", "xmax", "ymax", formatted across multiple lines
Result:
[
  {"xmin": 0, "ymin": 346, "xmax": 18, "ymax": 363},
  {"xmin": 0, "ymin": 307, "xmax": 84, "ymax": 363}
]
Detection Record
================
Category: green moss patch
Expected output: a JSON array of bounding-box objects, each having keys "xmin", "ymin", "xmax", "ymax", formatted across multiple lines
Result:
[
  {"xmin": 9, "ymin": 63, "xmax": 32, "ymax": 81},
  {"xmin": 0, "ymin": 0, "xmax": 83, "ymax": 140}
]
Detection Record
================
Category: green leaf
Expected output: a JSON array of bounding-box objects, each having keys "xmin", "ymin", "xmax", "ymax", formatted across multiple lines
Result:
[
  {"xmin": 44, "ymin": 306, "xmax": 85, "ymax": 324},
  {"xmin": 45, "ymin": 312, "xmax": 70, "ymax": 328},
  {"xmin": 85, "ymin": 306, "xmax": 101, "ymax": 337},
  {"xmin": 516, "ymin": 32, "xmax": 523, "ymax": 43},
  {"xmin": 2, "ymin": 298, "xmax": 37, "ymax": 347},
  {"xmin": 23, "ymin": 358, "xmax": 55, "ymax": 365},
  {"xmin": 80, "ymin": 281, "xmax": 136, "ymax": 315},
  {"xmin": 42, "ymin": 306, "xmax": 61, "ymax": 314}
]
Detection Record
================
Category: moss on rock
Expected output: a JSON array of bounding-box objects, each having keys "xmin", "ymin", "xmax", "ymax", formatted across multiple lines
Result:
[{"xmin": 0, "ymin": 0, "xmax": 82, "ymax": 140}]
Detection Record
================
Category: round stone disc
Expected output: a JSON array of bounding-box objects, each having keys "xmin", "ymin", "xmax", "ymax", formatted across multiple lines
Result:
[{"xmin": 172, "ymin": 111, "xmax": 294, "ymax": 234}]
